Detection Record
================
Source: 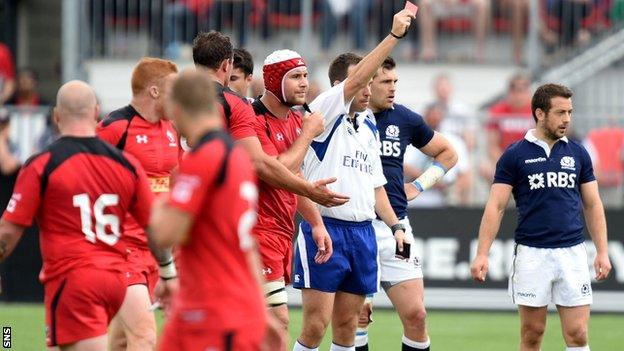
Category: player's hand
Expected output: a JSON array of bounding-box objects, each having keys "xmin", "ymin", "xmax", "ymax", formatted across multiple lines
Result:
[
  {"xmin": 311, "ymin": 225, "xmax": 333, "ymax": 264},
  {"xmin": 358, "ymin": 300, "xmax": 373, "ymax": 327},
  {"xmin": 594, "ymin": 252, "xmax": 611, "ymax": 281},
  {"xmin": 153, "ymin": 277, "xmax": 179, "ymax": 317},
  {"xmin": 391, "ymin": 9, "xmax": 416, "ymax": 38},
  {"xmin": 404, "ymin": 183, "xmax": 421, "ymax": 201},
  {"xmin": 470, "ymin": 254, "xmax": 489, "ymax": 282},
  {"xmin": 393, "ymin": 229, "xmax": 407, "ymax": 253},
  {"xmin": 308, "ymin": 177, "xmax": 350, "ymax": 207},
  {"xmin": 301, "ymin": 111, "xmax": 325, "ymax": 139},
  {"xmin": 261, "ymin": 313, "xmax": 287, "ymax": 351}
]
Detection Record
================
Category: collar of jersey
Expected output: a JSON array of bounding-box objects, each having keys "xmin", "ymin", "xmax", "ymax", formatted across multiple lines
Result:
[{"xmin": 524, "ymin": 129, "xmax": 568, "ymax": 157}]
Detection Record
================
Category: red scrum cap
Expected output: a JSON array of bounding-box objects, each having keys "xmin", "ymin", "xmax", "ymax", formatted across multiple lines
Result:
[{"xmin": 263, "ymin": 49, "xmax": 306, "ymax": 103}]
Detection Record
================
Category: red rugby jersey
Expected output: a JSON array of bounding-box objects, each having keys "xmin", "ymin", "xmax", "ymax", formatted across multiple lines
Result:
[
  {"xmin": 166, "ymin": 130, "xmax": 265, "ymax": 330},
  {"xmin": 2, "ymin": 136, "xmax": 154, "ymax": 283},
  {"xmin": 251, "ymin": 100, "xmax": 303, "ymax": 240},
  {"xmin": 214, "ymin": 82, "xmax": 257, "ymax": 140},
  {"xmin": 97, "ymin": 105, "xmax": 180, "ymax": 247}
]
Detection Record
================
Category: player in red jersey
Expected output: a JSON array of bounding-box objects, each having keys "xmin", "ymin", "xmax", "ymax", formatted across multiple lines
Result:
[
  {"xmin": 151, "ymin": 69, "xmax": 285, "ymax": 351},
  {"xmin": 251, "ymin": 49, "xmax": 333, "ymax": 332},
  {"xmin": 96, "ymin": 57, "xmax": 179, "ymax": 351},
  {"xmin": 191, "ymin": 31, "xmax": 349, "ymax": 208},
  {"xmin": 0, "ymin": 80, "xmax": 160, "ymax": 350}
]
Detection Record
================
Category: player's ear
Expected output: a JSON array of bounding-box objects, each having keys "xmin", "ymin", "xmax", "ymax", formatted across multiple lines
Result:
[
  {"xmin": 332, "ymin": 80, "xmax": 341, "ymax": 87},
  {"xmin": 53, "ymin": 107, "xmax": 61, "ymax": 127},
  {"xmin": 535, "ymin": 108, "xmax": 545, "ymax": 121},
  {"xmin": 93, "ymin": 104, "xmax": 101, "ymax": 123},
  {"xmin": 220, "ymin": 59, "xmax": 231, "ymax": 74},
  {"xmin": 149, "ymin": 85, "xmax": 159, "ymax": 99}
]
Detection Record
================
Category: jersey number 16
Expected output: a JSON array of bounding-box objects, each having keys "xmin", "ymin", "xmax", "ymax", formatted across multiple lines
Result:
[{"xmin": 73, "ymin": 193, "xmax": 121, "ymax": 246}]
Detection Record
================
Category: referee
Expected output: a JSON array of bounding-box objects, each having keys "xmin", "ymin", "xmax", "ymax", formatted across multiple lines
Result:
[{"xmin": 471, "ymin": 83, "xmax": 611, "ymax": 351}]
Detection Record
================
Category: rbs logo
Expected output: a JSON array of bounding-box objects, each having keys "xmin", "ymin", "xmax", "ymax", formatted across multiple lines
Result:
[
  {"xmin": 528, "ymin": 172, "xmax": 576, "ymax": 190},
  {"xmin": 381, "ymin": 140, "xmax": 401, "ymax": 157}
]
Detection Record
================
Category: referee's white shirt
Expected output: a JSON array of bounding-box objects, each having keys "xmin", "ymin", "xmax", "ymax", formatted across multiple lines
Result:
[{"xmin": 303, "ymin": 80, "xmax": 387, "ymax": 222}]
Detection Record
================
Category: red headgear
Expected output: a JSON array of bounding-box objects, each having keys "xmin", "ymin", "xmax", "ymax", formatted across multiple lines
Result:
[{"xmin": 263, "ymin": 49, "xmax": 306, "ymax": 103}]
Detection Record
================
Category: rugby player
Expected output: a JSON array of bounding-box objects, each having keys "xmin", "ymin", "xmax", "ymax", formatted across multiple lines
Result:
[
  {"xmin": 0, "ymin": 80, "xmax": 158, "ymax": 351},
  {"xmin": 471, "ymin": 84, "xmax": 612, "ymax": 351},
  {"xmin": 229, "ymin": 47, "xmax": 254, "ymax": 98},
  {"xmin": 151, "ymin": 69, "xmax": 285, "ymax": 351},
  {"xmin": 355, "ymin": 56, "xmax": 457, "ymax": 351},
  {"xmin": 97, "ymin": 57, "xmax": 180, "ymax": 351}
]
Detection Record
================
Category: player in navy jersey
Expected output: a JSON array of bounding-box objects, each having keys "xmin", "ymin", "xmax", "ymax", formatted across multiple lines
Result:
[
  {"xmin": 355, "ymin": 57, "xmax": 457, "ymax": 351},
  {"xmin": 471, "ymin": 84, "xmax": 611, "ymax": 351}
]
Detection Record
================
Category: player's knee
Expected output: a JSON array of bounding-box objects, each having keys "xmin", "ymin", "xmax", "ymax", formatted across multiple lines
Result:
[
  {"xmin": 521, "ymin": 321, "xmax": 545, "ymax": 345},
  {"xmin": 564, "ymin": 325, "xmax": 588, "ymax": 346},
  {"xmin": 301, "ymin": 318, "xmax": 329, "ymax": 342},
  {"xmin": 403, "ymin": 306, "xmax": 427, "ymax": 330},
  {"xmin": 125, "ymin": 320, "xmax": 157, "ymax": 349}
]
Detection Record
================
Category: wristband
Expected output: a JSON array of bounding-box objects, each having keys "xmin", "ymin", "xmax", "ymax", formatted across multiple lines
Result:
[
  {"xmin": 412, "ymin": 161, "xmax": 447, "ymax": 192},
  {"xmin": 159, "ymin": 259, "xmax": 177, "ymax": 280},
  {"xmin": 390, "ymin": 31, "xmax": 406, "ymax": 39},
  {"xmin": 391, "ymin": 223, "xmax": 406, "ymax": 234}
]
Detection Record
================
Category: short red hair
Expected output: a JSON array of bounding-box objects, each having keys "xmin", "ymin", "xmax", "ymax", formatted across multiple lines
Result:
[{"xmin": 131, "ymin": 57, "xmax": 178, "ymax": 95}]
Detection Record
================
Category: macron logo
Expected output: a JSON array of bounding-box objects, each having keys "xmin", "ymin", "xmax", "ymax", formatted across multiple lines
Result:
[{"xmin": 525, "ymin": 157, "xmax": 546, "ymax": 164}]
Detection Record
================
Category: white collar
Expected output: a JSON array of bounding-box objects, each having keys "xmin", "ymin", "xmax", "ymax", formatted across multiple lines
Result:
[
  {"xmin": 524, "ymin": 129, "xmax": 568, "ymax": 144},
  {"xmin": 524, "ymin": 129, "xmax": 568, "ymax": 157}
]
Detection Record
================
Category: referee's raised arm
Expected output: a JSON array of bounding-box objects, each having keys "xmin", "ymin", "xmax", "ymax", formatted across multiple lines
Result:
[{"xmin": 341, "ymin": 9, "xmax": 416, "ymax": 103}]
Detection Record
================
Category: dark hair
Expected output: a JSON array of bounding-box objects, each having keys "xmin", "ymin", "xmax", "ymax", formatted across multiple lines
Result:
[
  {"xmin": 192, "ymin": 31, "xmax": 233, "ymax": 70},
  {"xmin": 328, "ymin": 52, "xmax": 362, "ymax": 85},
  {"xmin": 233, "ymin": 48, "xmax": 253, "ymax": 76},
  {"xmin": 381, "ymin": 56, "xmax": 396, "ymax": 71},
  {"xmin": 531, "ymin": 83, "xmax": 573, "ymax": 122}
]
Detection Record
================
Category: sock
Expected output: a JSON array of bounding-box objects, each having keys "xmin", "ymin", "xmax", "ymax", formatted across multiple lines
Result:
[
  {"xmin": 355, "ymin": 326, "xmax": 368, "ymax": 349},
  {"xmin": 293, "ymin": 340, "xmax": 318, "ymax": 351},
  {"xmin": 402, "ymin": 335, "xmax": 431, "ymax": 351},
  {"xmin": 330, "ymin": 342, "xmax": 355, "ymax": 351},
  {"xmin": 566, "ymin": 347, "xmax": 590, "ymax": 351}
]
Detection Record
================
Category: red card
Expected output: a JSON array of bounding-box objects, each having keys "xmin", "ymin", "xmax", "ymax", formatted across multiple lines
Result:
[{"xmin": 405, "ymin": 1, "xmax": 418, "ymax": 16}]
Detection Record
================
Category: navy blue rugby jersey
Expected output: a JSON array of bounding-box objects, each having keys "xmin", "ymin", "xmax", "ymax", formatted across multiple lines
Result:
[
  {"xmin": 494, "ymin": 130, "xmax": 596, "ymax": 248},
  {"xmin": 373, "ymin": 104, "xmax": 434, "ymax": 218}
]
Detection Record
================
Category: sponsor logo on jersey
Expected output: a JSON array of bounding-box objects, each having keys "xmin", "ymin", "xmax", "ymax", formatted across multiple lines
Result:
[
  {"xmin": 342, "ymin": 150, "xmax": 373, "ymax": 174},
  {"xmin": 380, "ymin": 140, "xmax": 401, "ymax": 157},
  {"xmin": 560, "ymin": 156, "xmax": 576, "ymax": 170},
  {"xmin": 385, "ymin": 124, "xmax": 400, "ymax": 140},
  {"xmin": 262, "ymin": 267, "xmax": 273, "ymax": 276},
  {"xmin": 528, "ymin": 172, "xmax": 576, "ymax": 190},
  {"xmin": 136, "ymin": 134, "xmax": 148, "ymax": 144},
  {"xmin": 6, "ymin": 193, "xmax": 21, "ymax": 213},
  {"xmin": 524, "ymin": 157, "xmax": 547, "ymax": 164},
  {"xmin": 166, "ymin": 130, "xmax": 177, "ymax": 147}
]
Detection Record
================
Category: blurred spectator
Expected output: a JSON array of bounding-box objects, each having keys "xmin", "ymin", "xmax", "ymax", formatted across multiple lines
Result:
[
  {"xmin": 481, "ymin": 72, "xmax": 533, "ymax": 180},
  {"xmin": 0, "ymin": 109, "xmax": 20, "ymax": 175},
  {"xmin": 500, "ymin": 0, "xmax": 529, "ymax": 65},
  {"xmin": 542, "ymin": 0, "xmax": 594, "ymax": 49},
  {"xmin": 7, "ymin": 68, "xmax": 48, "ymax": 107},
  {"xmin": 229, "ymin": 48, "xmax": 254, "ymax": 97},
  {"xmin": 0, "ymin": 42, "xmax": 16, "ymax": 106},
  {"xmin": 583, "ymin": 126, "xmax": 624, "ymax": 208},
  {"xmin": 404, "ymin": 103, "xmax": 471, "ymax": 207},
  {"xmin": 164, "ymin": 0, "xmax": 207, "ymax": 58},
  {"xmin": 418, "ymin": 0, "xmax": 491, "ymax": 62},
  {"xmin": 321, "ymin": 0, "xmax": 370, "ymax": 54},
  {"xmin": 429, "ymin": 73, "xmax": 477, "ymax": 150}
]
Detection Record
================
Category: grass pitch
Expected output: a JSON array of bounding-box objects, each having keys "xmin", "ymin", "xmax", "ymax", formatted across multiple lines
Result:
[{"xmin": 1, "ymin": 303, "xmax": 622, "ymax": 350}]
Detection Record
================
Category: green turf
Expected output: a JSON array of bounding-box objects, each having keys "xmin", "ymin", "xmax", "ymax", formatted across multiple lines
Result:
[{"xmin": 1, "ymin": 303, "xmax": 622, "ymax": 350}]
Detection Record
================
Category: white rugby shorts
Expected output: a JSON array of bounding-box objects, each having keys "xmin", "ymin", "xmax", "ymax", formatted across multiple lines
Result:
[
  {"xmin": 508, "ymin": 242, "xmax": 592, "ymax": 307},
  {"xmin": 373, "ymin": 217, "xmax": 423, "ymax": 289}
]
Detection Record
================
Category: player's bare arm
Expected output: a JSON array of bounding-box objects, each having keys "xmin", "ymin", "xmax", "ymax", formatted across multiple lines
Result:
[
  {"xmin": 404, "ymin": 131, "xmax": 458, "ymax": 201},
  {"xmin": 470, "ymin": 183, "xmax": 512, "ymax": 282},
  {"xmin": 0, "ymin": 219, "xmax": 24, "ymax": 262},
  {"xmin": 374, "ymin": 186, "xmax": 407, "ymax": 251},
  {"xmin": 148, "ymin": 196, "xmax": 193, "ymax": 248},
  {"xmin": 580, "ymin": 180, "xmax": 612, "ymax": 281},
  {"xmin": 276, "ymin": 111, "xmax": 324, "ymax": 172},
  {"xmin": 296, "ymin": 195, "xmax": 333, "ymax": 264},
  {"xmin": 342, "ymin": 9, "xmax": 415, "ymax": 102},
  {"xmin": 238, "ymin": 135, "xmax": 350, "ymax": 207}
]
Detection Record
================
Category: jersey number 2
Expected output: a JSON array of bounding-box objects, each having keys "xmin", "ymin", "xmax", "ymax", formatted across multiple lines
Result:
[{"xmin": 73, "ymin": 193, "xmax": 121, "ymax": 245}]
